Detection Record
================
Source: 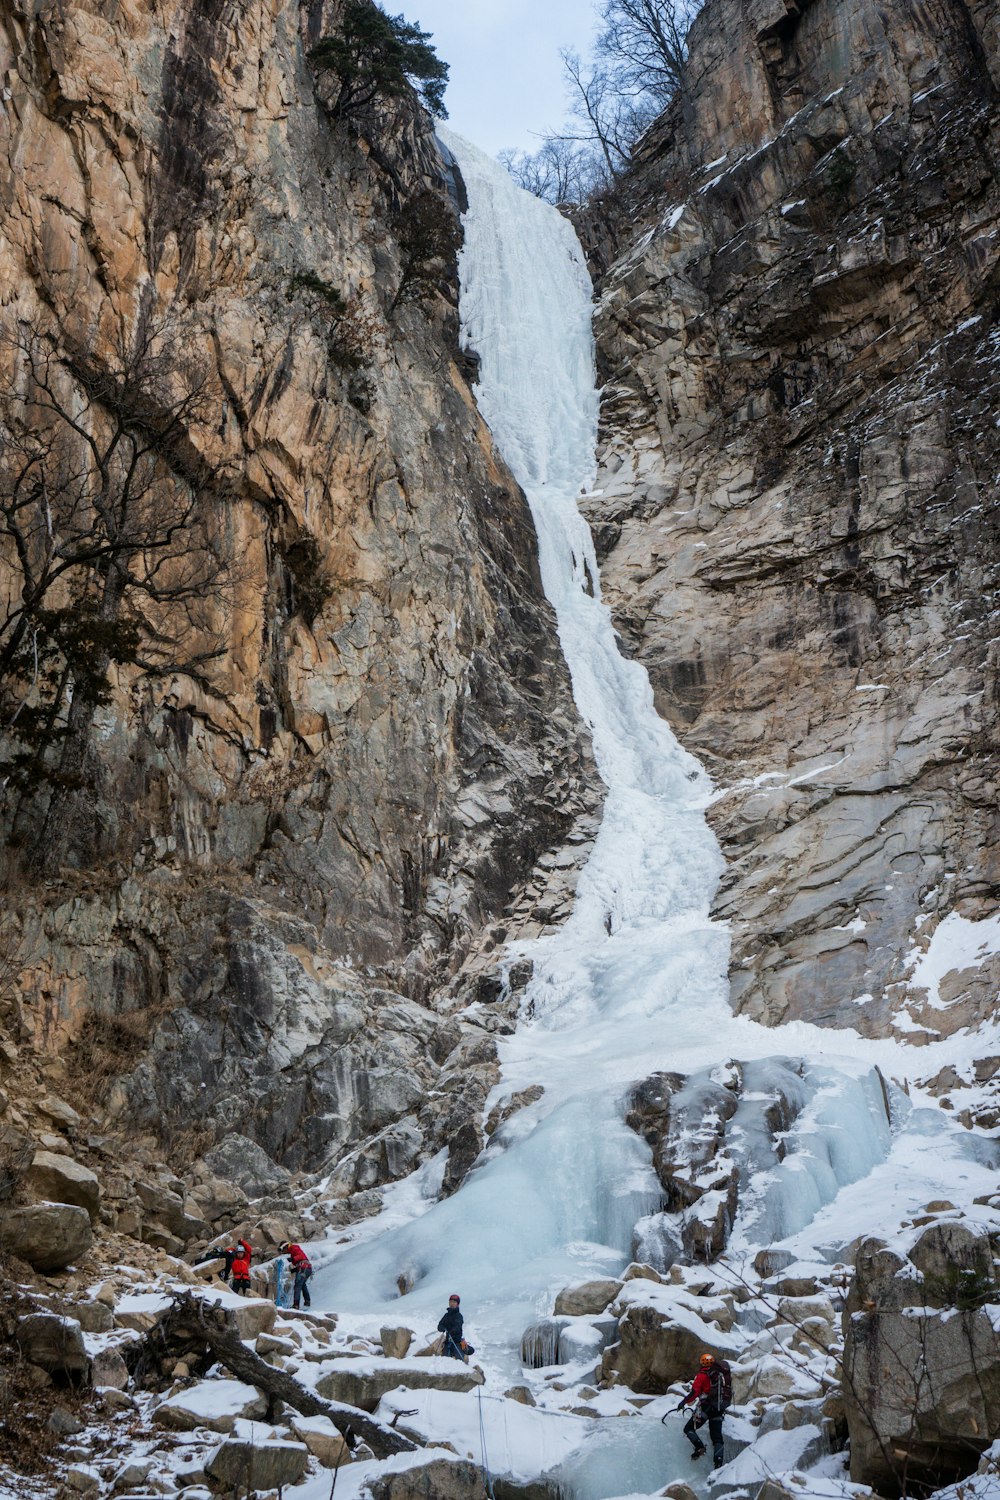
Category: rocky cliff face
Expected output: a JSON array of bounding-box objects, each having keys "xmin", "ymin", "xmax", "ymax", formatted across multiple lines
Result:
[
  {"xmin": 589, "ymin": 0, "xmax": 1000, "ymax": 1047},
  {"xmin": 0, "ymin": 0, "xmax": 596, "ymax": 1179}
]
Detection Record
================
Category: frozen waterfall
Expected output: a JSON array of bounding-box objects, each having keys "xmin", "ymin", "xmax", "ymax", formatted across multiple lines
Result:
[{"xmin": 312, "ymin": 133, "xmax": 920, "ymax": 1378}]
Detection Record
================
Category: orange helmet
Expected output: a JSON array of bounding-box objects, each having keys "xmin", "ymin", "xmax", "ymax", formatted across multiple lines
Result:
[{"xmin": 700, "ymin": 1352, "xmax": 715, "ymax": 1365}]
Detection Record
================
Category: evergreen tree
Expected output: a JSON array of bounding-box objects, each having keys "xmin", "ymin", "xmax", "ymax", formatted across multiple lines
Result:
[{"xmin": 311, "ymin": 1, "xmax": 448, "ymax": 120}]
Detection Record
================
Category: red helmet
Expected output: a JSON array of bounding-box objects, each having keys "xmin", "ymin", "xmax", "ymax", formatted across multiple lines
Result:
[{"xmin": 449, "ymin": 1293, "xmax": 460, "ymax": 1304}]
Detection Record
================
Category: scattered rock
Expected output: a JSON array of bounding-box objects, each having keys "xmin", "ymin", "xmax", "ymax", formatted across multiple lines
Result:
[
  {"xmin": 94, "ymin": 1387, "xmax": 135, "ymax": 1413},
  {"xmin": 47, "ymin": 1403, "xmax": 84, "ymax": 1436},
  {"xmin": 289, "ymin": 1413, "xmax": 353, "ymax": 1467},
  {"xmin": 205, "ymin": 1437, "xmax": 308, "ymax": 1492},
  {"xmin": 0, "ymin": 1202, "xmax": 93, "ymax": 1271},
  {"xmin": 25, "ymin": 1152, "xmax": 100, "ymax": 1222},
  {"xmin": 380, "ymin": 1325, "xmax": 413, "ymax": 1359},
  {"xmin": 554, "ymin": 1278, "xmax": 623, "ymax": 1317},
  {"xmin": 505, "ymin": 1385, "xmax": 536, "ymax": 1406},
  {"xmin": 366, "ymin": 1459, "xmax": 487, "ymax": 1500},
  {"xmin": 72, "ymin": 1299, "xmax": 114, "ymax": 1333},
  {"xmin": 228, "ymin": 1297, "xmax": 276, "ymax": 1340},
  {"xmin": 40, "ymin": 1096, "xmax": 82, "ymax": 1131},
  {"xmin": 111, "ymin": 1459, "xmax": 153, "ymax": 1489},
  {"xmin": 154, "ymin": 1378, "xmax": 267, "ymax": 1432},
  {"xmin": 16, "ymin": 1313, "xmax": 89, "ymax": 1379},
  {"xmin": 91, "ymin": 1348, "xmax": 130, "ymax": 1391},
  {"xmin": 63, "ymin": 1465, "xmax": 99, "ymax": 1495},
  {"xmin": 316, "ymin": 1356, "xmax": 484, "ymax": 1410},
  {"xmin": 621, "ymin": 1263, "xmax": 663, "ymax": 1284}
]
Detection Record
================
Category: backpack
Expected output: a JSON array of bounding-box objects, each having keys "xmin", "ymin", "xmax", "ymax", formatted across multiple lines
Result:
[{"xmin": 708, "ymin": 1359, "xmax": 732, "ymax": 1410}]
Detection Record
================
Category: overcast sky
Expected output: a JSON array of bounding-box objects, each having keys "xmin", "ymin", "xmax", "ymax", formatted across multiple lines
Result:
[{"xmin": 410, "ymin": 0, "xmax": 599, "ymax": 156}]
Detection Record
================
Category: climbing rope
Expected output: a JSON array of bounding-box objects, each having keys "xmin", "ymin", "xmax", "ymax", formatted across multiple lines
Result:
[{"xmin": 476, "ymin": 1383, "xmax": 498, "ymax": 1500}]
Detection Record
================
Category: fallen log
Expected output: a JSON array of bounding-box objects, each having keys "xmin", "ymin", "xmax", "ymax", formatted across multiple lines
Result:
[{"xmin": 127, "ymin": 1292, "xmax": 417, "ymax": 1459}]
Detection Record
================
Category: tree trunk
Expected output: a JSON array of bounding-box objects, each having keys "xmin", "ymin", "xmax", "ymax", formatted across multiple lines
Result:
[{"xmin": 128, "ymin": 1294, "xmax": 418, "ymax": 1460}]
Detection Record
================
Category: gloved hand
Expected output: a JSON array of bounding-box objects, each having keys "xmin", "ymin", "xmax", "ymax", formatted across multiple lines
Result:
[{"xmin": 676, "ymin": 1397, "xmax": 688, "ymax": 1411}]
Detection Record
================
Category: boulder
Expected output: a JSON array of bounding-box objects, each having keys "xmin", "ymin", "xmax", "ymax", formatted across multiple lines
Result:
[
  {"xmin": 39, "ymin": 1096, "xmax": 81, "ymax": 1130},
  {"xmin": 289, "ymin": 1413, "xmax": 352, "ymax": 1467},
  {"xmin": 844, "ymin": 1299, "xmax": 1000, "ymax": 1490},
  {"xmin": 154, "ymin": 1378, "xmax": 268, "ymax": 1432},
  {"xmin": 25, "ymin": 1152, "xmax": 100, "ymax": 1222},
  {"xmin": 111, "ymin": 1459, "xmax": 153, "ymax": 1489},
  {"xmin": 505, "ymin": 1385, "xmax": 536, "ymax": 1406},
  {"xmin": 205, "ymin": 1437, "xmax": 308, "ymax": 1491},
  {"xmin": 136, "ymin": 1179, "xmax": 208, "ymax": 1242},
  {"xmin": 380, "ymin": 1325, "xmax": 413, "ymax": 1359},
  {"xmin": 91, "ymin": 1348, "xmax": 129, "ymax": 1390},
  {"xmin": 71, "ymin": 1299, "xmax": 114, "ymax": 1333},
  {"xmin": 316, "ymin": 1356, "xmax": 484, "ymax": 1410},
  {"xmin": 202, "ymin": 1134, "xmax": 290, "ymax": 1198},
  {"xmin": 16, "ymin": 1313, "xmax": 89, "ymax": 1379},
  {"xmin": 554, "ymin": 1279, "xmax": 623, "ymax": 1317},
  {"xmin": 63, "ymin": 1465, "xmax": 99, "ymax": 1495},
  {"xmin": 0, "ymin": 1202, "xmax": 92, "ymax": 1271},
  {"xmin": 228, "ymin": 1297, "xmax": 276, "ymax": 1340},
  {"xmin": 47, "ymin": 1404, "xmax": 83, "ymax": 1436},
  {"xmin": 365, "ymin": 1459, "xmax": 485, "ymax": 1500},
  {"xmin": 188, "ymin": 1174, "xmax": 248, "ymax": 1223},
  {"xmin": 602, "ymin": 1302, "xmax": 736, "ymax": 1393},
  {"xmin": 907, "ymin": 1221, "xmax": 995, "ymax": 1300}
]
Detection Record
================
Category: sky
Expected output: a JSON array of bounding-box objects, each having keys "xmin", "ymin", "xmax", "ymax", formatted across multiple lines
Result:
[{"xmin": 407, "ymin": 0, "xmax": 599, "ymax": 156}]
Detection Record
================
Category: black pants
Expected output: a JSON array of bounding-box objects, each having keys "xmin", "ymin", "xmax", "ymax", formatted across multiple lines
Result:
[
  {"xmin": 293, "ymin": 1269, "xmax": 312, "ymax": 1308},
  {"xmin": 684, "ymin": 1407, "xmax": 724, "ymax": 1466},
  {"xmin": 231, "ymin": 1276, "xmax": 251, "ymax": 1296}
]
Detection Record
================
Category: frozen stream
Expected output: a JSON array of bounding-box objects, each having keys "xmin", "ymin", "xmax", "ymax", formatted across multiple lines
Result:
[{"xmin": 312, "ymin": 132, "xmax": 997, "ymax": 1494}]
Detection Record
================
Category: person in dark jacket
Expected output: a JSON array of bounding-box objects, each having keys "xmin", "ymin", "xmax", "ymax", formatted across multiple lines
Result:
[
  {"xmin": 437, "ymin": 1293, "xmax": 466, "ymax": 1359},
  {"xmin": 230, "ymin": 1238, "xmax": 253, "ymax": 1296},
  {"xmin": 677, "ymin": 1352, "xmax": 731, "ymax": 1468},
  {"xmin": 278, "ymin": 1242, "xmax": 313, "ymax": 1309}
]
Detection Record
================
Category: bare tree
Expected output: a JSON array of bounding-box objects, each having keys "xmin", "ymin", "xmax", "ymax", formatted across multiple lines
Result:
[
  {"xmin": 501, "ymin": 0, "xmax": 700, "ymax": 206},
  {"xmin": 0, "ymin": 318, "xmax": 234, "ymax": 869},
  {"xmin": 596, "ymin": 0, "xmax": 698, "ymax": 102},
  {"xmin": 498, "ymin": 139, "xmax": 594, "ymax": 207}
]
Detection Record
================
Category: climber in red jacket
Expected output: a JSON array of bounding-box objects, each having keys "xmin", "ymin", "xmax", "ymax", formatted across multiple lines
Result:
[
  {"xmin": 673, "ymin": 1351, "xmax": 732, "ymax": 1468},
  {"xmin": 229, "ymin": 1238, "xmax": 253, "ymax": 1296},
  {"xmin": 278, "ymin": 1241, "xmax": 313, "ymax": 1309}
]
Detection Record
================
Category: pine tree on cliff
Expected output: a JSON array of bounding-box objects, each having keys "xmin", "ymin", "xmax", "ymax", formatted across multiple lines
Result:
[{"xmin": 310, "ymin": 1, "xmax": 449, "ymax": 121}]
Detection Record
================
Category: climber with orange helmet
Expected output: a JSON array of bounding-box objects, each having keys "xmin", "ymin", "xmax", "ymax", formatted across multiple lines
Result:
[{"xmin": 671, "ymin": 1350, "xmax": 732, "ymax": 1468}]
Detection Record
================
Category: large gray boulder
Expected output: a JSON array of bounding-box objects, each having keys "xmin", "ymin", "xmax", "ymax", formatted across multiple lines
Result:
[
  {"xmin": 315, "ymin": 1356, "xmax": 483, "ymax": 1411},
  {"xmin": 0, "ymin": 1202, "xmax": 93, "ymax": 1270},
  {"xmin": 17, "ymin": 1313, "xmax": 89, "ymax": 1379},
  {"xmin": 205, "ymin": 1437, "xmax": 308, "ymax": 1491},
  {"xmin": 601, "ymin": 1300, "xmax": 732, "ymax": 1393},
  {"xmin": 554, "ymin": 1278, "xmax": 623, "ymax": 1316},
  {"xmin": 25, "ymin": 1152, "xmax": 100, "ymax": 1222},
  {"xmin": 202, "ymin": 1134, "xmax": 290, "ymax": 1198},
  {"xmin": 153, "ymin": 1378, "xmax": 267, "ymax": 1432},
  {"xmin": 843, "ymin": 1224, "xmax": 1000, "ymax": 1492},
  {"xmin": 366, "ymin": 1459, "xmax": 487, "ymax": 1500}
]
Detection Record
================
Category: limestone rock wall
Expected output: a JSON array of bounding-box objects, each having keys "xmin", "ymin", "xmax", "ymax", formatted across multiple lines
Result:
[
  {"xmin": 0, "ymin": 0, "xmax": 596, "ymax": 1168},
  {"xmin": 590, "ymin": 0, "xmax": 1000, "ymax": 1035}
]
